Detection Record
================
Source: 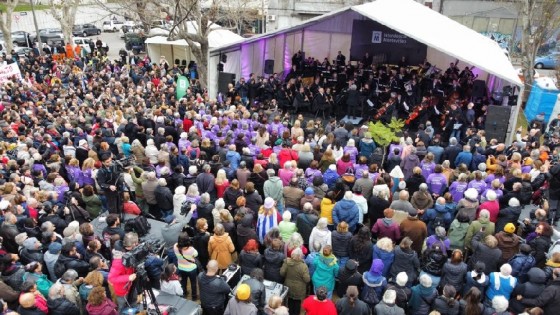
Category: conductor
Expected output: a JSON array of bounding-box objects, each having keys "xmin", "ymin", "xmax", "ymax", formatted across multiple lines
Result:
[{"xmin": 346, "ymin": 84, "xmax": 360, "ymax": 120}]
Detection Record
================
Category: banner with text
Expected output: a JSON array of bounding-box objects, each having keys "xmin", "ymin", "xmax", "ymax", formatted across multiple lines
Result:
[
  {"xmin": 350, "ymin": 20, "xmax": 427, "ymax": 65},
  {"xmin": 176, "ymin": 76, "xmax": 190, "ymax": 99},
  {"xmin": 0, "ymin": 63, "xmax": 23, "ymax": 85}
]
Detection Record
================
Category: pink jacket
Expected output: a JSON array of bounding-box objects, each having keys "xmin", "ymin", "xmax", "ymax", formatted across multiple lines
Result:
[
  {"xmin": 372, "ymin": 218, "xmax": 401, "ymax": 243},
  {"xmin": 108, "ymin": 258, "xmax": 135, "ymax": 297}
]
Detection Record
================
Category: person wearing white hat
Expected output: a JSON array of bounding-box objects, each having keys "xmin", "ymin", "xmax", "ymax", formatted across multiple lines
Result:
[{"xmin": 256, "ymin": 197, "xmax": 281, "ymax": 244}]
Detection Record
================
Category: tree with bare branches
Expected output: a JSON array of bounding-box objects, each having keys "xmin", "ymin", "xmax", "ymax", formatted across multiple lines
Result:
[
  {"xmin": 49, "ymin": 0, "xmax": 81, "ymax": 44},
  {"xmin": 0, "ymin": 0, "xmax": 21, "ymax": 53},
  {"xmin": 518, "ymin": 0, "xmax": 560, "ymax": 101}
]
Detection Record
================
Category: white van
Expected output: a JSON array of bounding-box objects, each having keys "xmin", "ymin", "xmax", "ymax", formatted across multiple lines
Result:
[{"xmin": 103, "ymin": 20, "xmax": 124, "ymax": 32}]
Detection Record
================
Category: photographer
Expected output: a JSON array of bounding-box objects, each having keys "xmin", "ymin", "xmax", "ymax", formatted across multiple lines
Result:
[
  {"xmin": 96, "ymin": 154, "xmax": 122, "ymax": 214},
  {"xmin": 108, "ymin": 232, "xmax": 138, "ymax": 312},
  {"xmin": 198, "ymin": 260, "xmax": 232, "ymax": 315}
]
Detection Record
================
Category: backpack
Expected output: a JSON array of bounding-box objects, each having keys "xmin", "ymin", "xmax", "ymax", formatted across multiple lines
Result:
[
  {"xmin": 79, "ymin": 283, "xmax": 94, "ymax": 301},
  {"xmin": 124, "ymin": 216, "xmax": 151, "ymax": 237},
  {"xmin": 23, "ymin": 273, "xmax": 52, "ymax": 297},
  {"xmin": 432, "ymin": 212, "xmax": 446, "ymax": 230},
  {"xmin": 361, "ymin": 285, "xmax": 380, "ymax": 305}
]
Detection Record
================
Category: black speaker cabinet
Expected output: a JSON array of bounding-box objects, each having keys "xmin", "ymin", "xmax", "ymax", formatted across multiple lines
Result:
[
  {"xmin": 218, "ymin": 72, "xmax": 236, "ymax": 95},
  {"xmin": 472, "ymin": 80, "xmax": 487, "ymax": 99},
  {"xmin": 264, "ymin": 59, "xmax": 274, "ymax": 74},
  {"xmin": 485, "ymin": 105, "xmax": 511, "ymax": 143}
]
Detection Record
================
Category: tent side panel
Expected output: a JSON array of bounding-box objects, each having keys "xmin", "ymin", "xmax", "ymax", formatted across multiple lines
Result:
[
  {"xmin": 274, "ymin": 34, "xmax": 285, "ymax": 74},
  {"xmin": 146, "ymin": 44, "xmax": 161, "ymax": 63},
  {"xmin": 264, "ymin": 37, "xmax": 276, "ymax": 77},
  {"xmin": 241, "ymin": 44, "xmax": 254, "ymax": 81},
  {"xmin": 302, "ymin": 31, "xmax": 331, "ymax": 63},
  {"xmin": 284, "ymin": 33, "xmax": 296, "ymax": 77},
  {"xmin": 250, "ymin": 40, "xmax": 266, "ymax": 79},
  {"xmin": 329, "ymin": 33, "xmax": 352, "ymax": 63},
  {"xmin": 208, "ymin": 54, "xmax": 219, "ymax": 99}
]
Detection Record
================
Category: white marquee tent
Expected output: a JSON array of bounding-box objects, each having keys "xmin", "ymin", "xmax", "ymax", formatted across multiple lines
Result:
[
  {"xmin": 146, "ymin": 29, "xmax": 243, "ymax": 65},
  {"xmin": 208, "ymin": 0, "xmax": 521, "ymax": 98}
]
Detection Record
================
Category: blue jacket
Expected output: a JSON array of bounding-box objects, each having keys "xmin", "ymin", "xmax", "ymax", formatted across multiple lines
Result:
[
  {"xmin": 454, "ymin": 151, "xmax": 473, "ymax": 169},
  {"xmin": 359, "ymin": 138, "xmax": 376, "ymax": 158},
  {"xmin": 509, "ymin": 253, "xmax": 535, "ymax": 282},
  {"xmin": 423, "ymin": 203, "xmax": 453, "ymax": 235},
  {"xmin": 226, "ymin": 150, "xmax": 241, "ymax": 170},
  {"xmin": 332, "ymin": 199, "xmax": 359, "ymax": 232},
  {"xmin": 322, "ymin": 169, "xmax": 340, "ymax": 189},
  {"xmin": 485, "ymin": 271, "xmax": 517, "ymax": 301},
  {"xmin": 372, "ymin": 245, "xmax": 394, "ymax": 277},
  {"xmin": 312, "ymin": 254, "xmax": 339, "ymax": 292}
]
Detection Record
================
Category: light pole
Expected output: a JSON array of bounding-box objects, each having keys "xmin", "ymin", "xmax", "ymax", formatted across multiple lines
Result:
[{"xmin": 261, "ymin": 0, "xmax": 265, "ymax": 33}]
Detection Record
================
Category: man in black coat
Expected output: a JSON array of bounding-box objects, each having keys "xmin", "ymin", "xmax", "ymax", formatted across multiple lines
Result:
[
  {"xmin": 442, "ymin": 137, "xmax": 462, "ymax": 168},
  {"xmin": 346, "ymin": 84, "xmax": 361, "ymax": 119},
  {"xmin": 54, "ymin": 243, "xmax": 90, "ymax": 278},
  {"xmin": 519, "ymin": 268, "xmax": 560, "ymax": 314},
  {"xmin": 198, "ymin": 260, "xmax": 232, "ymax": 315},
  {"xmin": 96, "ymin": 154, "xmax": 123, "ymax": 214},
  {"xmin": 154, "ymin": 178, "xmax": 174, "ymax": 219}
]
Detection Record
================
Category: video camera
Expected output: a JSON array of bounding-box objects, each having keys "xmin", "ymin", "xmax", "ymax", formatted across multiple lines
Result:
[
  {"xmin": 112, "ymin": 156, "xmax": 135, "ymax": 172},
  {"xmin": 122, "ymin": 239, "xmax": 163, "ymax": 268}
]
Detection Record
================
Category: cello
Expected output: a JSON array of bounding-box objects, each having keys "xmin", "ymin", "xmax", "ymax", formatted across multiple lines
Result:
[{"xmin": 374, "ymin": 97, "xmax": 395, "ymax": 120}]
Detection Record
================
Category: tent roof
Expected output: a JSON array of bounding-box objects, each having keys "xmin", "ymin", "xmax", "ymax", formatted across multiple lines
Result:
[
  {"xmin": 210, "ymin": 0, "xmax": 521, "ymax": 85},
  {"xmin": 351, "ymin": 0, "xmax": 521, "ymax": 85},
  {"xmin": 145, "ymin": 28, "xmax": 243, "ymax": 48}
]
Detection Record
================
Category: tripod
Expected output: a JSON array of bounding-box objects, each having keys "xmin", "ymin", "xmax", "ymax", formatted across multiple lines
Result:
[{"xmin": 129, "ymin": 264, "xmax": 163, "ymax": 315}]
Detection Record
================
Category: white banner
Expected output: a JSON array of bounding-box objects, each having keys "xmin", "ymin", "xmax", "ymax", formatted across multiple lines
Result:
[{"xmin": 0, "ymin": 63, "xmax": 22, "ymax": 85}]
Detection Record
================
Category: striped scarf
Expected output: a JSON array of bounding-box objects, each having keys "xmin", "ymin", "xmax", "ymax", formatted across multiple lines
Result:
[{"xmin": 257, "ymin": 211, "xmax": 278, "ymax": 244}]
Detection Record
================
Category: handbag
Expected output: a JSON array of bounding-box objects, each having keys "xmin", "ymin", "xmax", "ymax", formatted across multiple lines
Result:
[{"xmin": 341, "ymin": 167, "xmax": 356, "ymax": 184}]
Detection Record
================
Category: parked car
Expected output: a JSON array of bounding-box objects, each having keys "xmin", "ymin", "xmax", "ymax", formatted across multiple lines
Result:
[
  {"xmin": 11, "ymin": 31, "xmax": 31, "ymax": 47},
  {"xmin": 151, "ymin": 20, "xmax": 171, "ymax": 29},
  {"xmin": 103, "ymin": 20, "xmax": 125, "ymax": 32},
  {"xmin": 121, "ymin": 21, "xmax": 143, "ymax": 37},
  {"xmin": 72, "ymin": 24, "xmax": 101, "ymax": 37},
  {"xmin": 124, "ymin": 33, "xmax": 146, "ymax": 54},
  {"xmin": 13, "ymin": 46, "xmax": 33, "ymax": 57},
  {"xmin": 73, "ymin": 37, "xmax": 109, "ymax": 53},
  {"xmin": 30, "ymin": 28, "xmax": 64, "ymax": 43},
  {"xmin": 534, "ymin": 51, "xmax": 560, "ymax": 69}
]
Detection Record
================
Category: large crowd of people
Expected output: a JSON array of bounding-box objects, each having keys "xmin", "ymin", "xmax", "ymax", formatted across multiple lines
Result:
[{"xmin": 0, "ymin": 41, "xmax": 558, "ymax": 315}]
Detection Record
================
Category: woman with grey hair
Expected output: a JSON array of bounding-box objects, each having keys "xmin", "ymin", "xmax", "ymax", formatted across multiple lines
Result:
[
  {"xmin": 373, "ymin": 289, "xmax": 405, "ymax": 315},
  {"xmin": 308, "ymin": 217, "xmax": 331, "ymax": 252},
  {"xmin": 47, "ymin": 282, "xmax": 80, "ymax": 315},
  {"xmin": 409, "ymin": 274, "xmax": 437, "ymax": 315}
]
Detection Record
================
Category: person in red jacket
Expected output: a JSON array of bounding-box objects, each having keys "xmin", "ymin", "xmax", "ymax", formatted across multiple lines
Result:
[
  {"xmin": 302, "ymin": 286, "xmax": 337, "ymax": 315},
  {"xmin": 108, "ymin": 232, "xmax": 138, "ymax": 313},
  {"xmin": 278, "ymin": 143, "xmax": 299, "ymax": 170}
]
